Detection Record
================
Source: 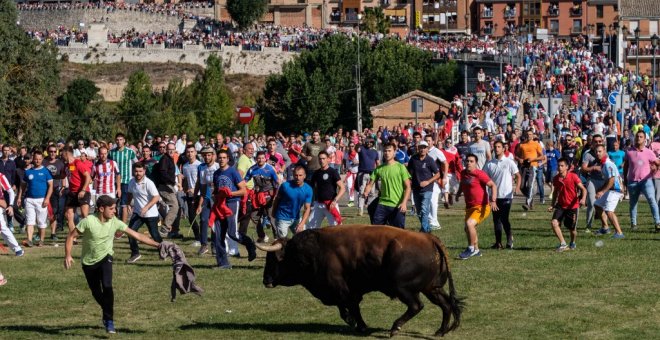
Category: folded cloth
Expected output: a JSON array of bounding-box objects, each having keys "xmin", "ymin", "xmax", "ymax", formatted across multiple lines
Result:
[
  {"xmin": 159, "ymin": 241, "xmax": 203, "ymax": 302},
  {"xmin": 321, "ymin": 200, "xmax": 342, "ymax": 225},
  {"xmin": 208, "ymin": 187, "xmax": 233, "ymax": 227}
]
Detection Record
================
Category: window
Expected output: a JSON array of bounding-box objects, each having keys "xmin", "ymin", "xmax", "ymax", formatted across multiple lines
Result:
[
  {"xmin": 550, "ymin": 20, "xmax": 559, "ymax": 34},
  {"xmin": 572, "ymin": 19, "xmax": 582, "ymax": 33},
  {"xmin": 650, "ymin": 21, "xmax": 658, "ymax": 35},
  {"xmin": 596, "ymin": 5, "xmax": 603, "ymax": 18},
  {"xmin": 629, "ymin": 20, "xmax": 639, "ymax": 36}
]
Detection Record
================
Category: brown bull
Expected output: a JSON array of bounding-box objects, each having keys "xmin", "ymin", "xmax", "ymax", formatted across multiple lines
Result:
[{"xmin": 256, "ymin": 225, "xmax": 463, "ymax": 337}]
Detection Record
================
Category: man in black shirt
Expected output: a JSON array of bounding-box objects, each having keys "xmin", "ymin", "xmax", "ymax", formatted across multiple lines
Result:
[
  {"xmin": 407, "ymin": 141, "xmax": 440, "ymax": 233},
  {"xmin": 43, "ymin": 145, "xmax": 67, "ymax": 237},
  {"xmin": 455, "ymin": 130, "xmax": 472, "ymax": 167},
  {"xmin": 306, "ymin": 151, "xmax": 345, "ymax": 229},
  {"xmin": 356, "ymin": 139, "xmax": 379, "ymax": 216}
]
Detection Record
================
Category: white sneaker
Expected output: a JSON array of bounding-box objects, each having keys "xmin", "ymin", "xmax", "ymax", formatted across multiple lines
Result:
[{"xmin": 190, "ymin": 241, "xmax": 201, "ymax": 247}]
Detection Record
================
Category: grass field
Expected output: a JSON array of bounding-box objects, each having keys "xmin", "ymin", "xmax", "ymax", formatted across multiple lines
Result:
[{"xmin": 1, "ymin": 199, "xmax": 659, "ymax": 339}]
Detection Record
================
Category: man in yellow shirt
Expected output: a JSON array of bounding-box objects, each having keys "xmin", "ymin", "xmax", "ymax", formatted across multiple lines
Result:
[
  {"xmin": 64, "ymin": 195, "xmax": 160, "ymax": 334},
  {"xmin": 516, "ymin": 130, "xmax": 546, "ymax": 210}
]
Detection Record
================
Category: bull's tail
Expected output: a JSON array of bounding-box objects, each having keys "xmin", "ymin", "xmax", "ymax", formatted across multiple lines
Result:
[{"xmin": 434, "ymin": 239, "xmax": 464, "ymax": 333}]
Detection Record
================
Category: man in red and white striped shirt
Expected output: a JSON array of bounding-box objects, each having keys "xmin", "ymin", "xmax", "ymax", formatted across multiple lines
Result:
[
  {"xmin": 92, "ymin": 147, "xmax": 121, "ymax": 199},
  {"xmin": 0, "ymin": 172, "xmax": 23, "ymax": 256}
]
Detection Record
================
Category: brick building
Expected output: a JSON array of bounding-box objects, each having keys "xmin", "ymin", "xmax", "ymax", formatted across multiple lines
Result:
[
  {"xmin": 617, "ymin": 0, "xmax": 660, "ymax": 75},
  {"xmin": 370, "ymin": 90, "xmax": 451, "ymax": 128},
  {"xmin": 475, "ymin": 0, "xmax": 595, "ymax": 38}
]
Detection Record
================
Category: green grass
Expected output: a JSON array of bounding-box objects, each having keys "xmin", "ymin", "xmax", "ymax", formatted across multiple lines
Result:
[{"xmin": 1, "ymin": 200, "xmax": 659, "ymax": 339}]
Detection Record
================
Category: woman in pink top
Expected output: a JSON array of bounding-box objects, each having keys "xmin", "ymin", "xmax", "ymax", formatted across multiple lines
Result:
[{"xmin": 623, "ymin": 131, "xmax": 660, "ymax": 232}]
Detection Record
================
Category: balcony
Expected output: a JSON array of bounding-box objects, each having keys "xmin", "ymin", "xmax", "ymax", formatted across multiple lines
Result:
[
  {"xmin": 329, "ymin": 12, "xmax": 341, "ymax": 23},
  {"xmin": 570, "ymin": 7, "xmax": 582, "ymax": 17},
  {"xmin": 388, "ymin": 16, "xmax": 407, "ymax": 26},
  {"xmin": 504, "ymin": 9, "xmax": 517, "ymax": 19},
  {"xmin": 482, "ymin": 9, "xmax": 493, "ymax": 18},
  {"xmin": 571, "ymin": 26, "xmax": 582, "ymax": 34},
  {"xmin": 548, "ymin": 8, "xmax": 559, "ymax": 17},
  {"xmin": 423, "ymin": 1, "xmax": 458, "ymax": 12},
  {"xmin": 550, "ymin": 27, "xmax": 559, "ymax": 35},
  {"xmin": 483, "ymin": 27, "xmax": 493, "ymax": 35},
  {"xmin": 424, "ymin": 22, "xmax": 458, "ymax": 31}
]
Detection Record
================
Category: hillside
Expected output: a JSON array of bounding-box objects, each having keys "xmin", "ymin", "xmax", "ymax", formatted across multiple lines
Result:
[{"xmin": 60, "ymin": 62, "xmax": 268, "ymax": 104}]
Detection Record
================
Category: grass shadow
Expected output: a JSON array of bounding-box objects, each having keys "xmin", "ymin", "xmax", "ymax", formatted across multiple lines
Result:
[
  {"xmin": 179, "ymin": 321, "xmax": 387, "ymax": 336},
  {"xmin": 0, "ymin": 324, "xmax": 145, "ymax": 337}
]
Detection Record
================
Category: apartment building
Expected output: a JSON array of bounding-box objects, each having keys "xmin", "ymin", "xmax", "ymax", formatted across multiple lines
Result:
[{"xmin": 617, "ymin": 0, "xmax": 660, "ymax": 74}]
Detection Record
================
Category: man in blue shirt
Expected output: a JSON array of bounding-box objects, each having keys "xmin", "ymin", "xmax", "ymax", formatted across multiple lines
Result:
[
  {"xmin": 356, "ymin": 139, "xmax": 380, "ymax": 216},
  {"xmin": 270, "ymin": 165, "xmax": 312, "ymax": 238},
  {"xmin": 607, "ymin": 140, "xmax": 625, "ymax": 176},
  {"xmin": 407, "ymin": 141, "xmax": 440, "ymax": 233},
  {"xmin": 17, "ymin": 151, "xmax": 53, "ymax": 247},
  {"xmin": 544, "ymin": 140, "xmax": 561, "ymax": 189},
  {"xmin": 194, "ymin": 146, "xmax": 218, "ymax": 256},
  {"xmin": 593, "ymin": 145, "xmax": 625, "ymax": 239},
  {"xmin": 211, "ymin": 149, "xmax": 252, "ymax": 269}
]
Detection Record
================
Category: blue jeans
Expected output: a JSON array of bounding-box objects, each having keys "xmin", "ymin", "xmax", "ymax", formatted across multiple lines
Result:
[
  {"xmin": 412, "ymin": 190, "xmax": 433, "ymax": 233},
  {"xmin": 536, "ymin": 167, "xmax": 545, "ymax": 200},
  {"xmin": 128, "ymin": 214, "xmax": 162, "ymax": 255},
  {"xmin": 370, "ymin": 202, "xmax": 405, "ymax": 228},
  {"xmin": 212, "ymin": 200, "xmax": 248, "ymax": 267},
  {"xmin": 199, "ymin": 197, "xmax": 212, "ymax": 246},
  {"xmin": 628, "ymin": 179, "xmax": 660, "ymax": 225}
]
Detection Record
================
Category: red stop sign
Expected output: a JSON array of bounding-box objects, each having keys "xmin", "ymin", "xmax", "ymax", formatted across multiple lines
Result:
[{"xmin": 237, "ymin": 106, "xmax": 255, "ymax": 124}]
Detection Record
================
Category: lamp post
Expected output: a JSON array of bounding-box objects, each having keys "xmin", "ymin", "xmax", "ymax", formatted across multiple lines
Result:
[
  {"xmin": 634, "ymin": 26, "xmax": 640, "ymax": 75},
  {"xmin": 652, "ymin": 34, "xmax": 659, "ymax": 94},
  {"xmin": 356, "ymin": 13, "xmax": 363, "ymax": 133},
  {"xmin": 497, "ymin": 37, "xmax": 504, "ymax": 78}
]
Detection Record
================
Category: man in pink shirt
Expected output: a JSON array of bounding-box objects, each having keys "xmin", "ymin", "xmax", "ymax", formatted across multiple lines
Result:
[{"xmin": 623, "ymin": 131, "xmax": 660, "ymax": 232}]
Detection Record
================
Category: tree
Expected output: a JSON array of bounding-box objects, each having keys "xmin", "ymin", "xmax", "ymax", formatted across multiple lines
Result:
[
  {"xmin": 191, "ymin": 54, "xmax": 235, "ymax": 135},
  {"xmin": 360, "ymin": 7, "xmax": 390, "ymax": 34},
  {"xmin": 118, "ymin": 70, "xmax": 156, "ymax": 141},
  {"xmin": 260, "ymin": 35, "xmax": 460, "ymax": 134},
  {"xmin": 226, "ymin": 0, "xmax": 268, "ymax": 30},
  {"xmin": 58, "ymin": 78, "xmax": 99, "ymax": 117},
  {"xmin": 0, "ymin": 0, "xmax": 60, "ymax": 144}
]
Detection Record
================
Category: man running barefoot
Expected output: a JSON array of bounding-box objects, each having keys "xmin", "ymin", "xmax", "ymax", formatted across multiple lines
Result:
[{"xmin": 64, "ymin": 195, "xmax": 160, "ymax": 334}]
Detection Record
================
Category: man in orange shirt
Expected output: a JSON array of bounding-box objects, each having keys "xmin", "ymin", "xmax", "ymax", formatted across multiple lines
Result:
[{"xmin": 516, "ymin": 129, "xmax": 545, "ymax": 210}]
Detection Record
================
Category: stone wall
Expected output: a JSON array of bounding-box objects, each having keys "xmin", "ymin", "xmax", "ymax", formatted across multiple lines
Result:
[
  {"xmin": 59, "ymin": 45, "xmax": 295, "ymax": 75},
  {"xmin": 18, "ymin": 9, "xmax": 182, "ymax": 33}
]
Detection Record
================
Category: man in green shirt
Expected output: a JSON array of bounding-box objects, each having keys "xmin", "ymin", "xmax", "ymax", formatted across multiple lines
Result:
[
  {"xmin": 64, "ymin": 195, "xmax": 160, "ymax": 334},
  {"xmin": 109, "ymin": 133, "xmax": 138, "ymax": 225},
  {"xmin": 363, "ymin": 143, "xmax": 411, "ymax": 228}
]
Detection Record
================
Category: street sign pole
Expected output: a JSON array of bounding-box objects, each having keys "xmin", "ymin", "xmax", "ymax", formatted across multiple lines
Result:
[
  {"xmin": 237, "ymin": 106, "xmax": 255, "ymax": 144},
  {"xmin": 244, "ymin": 124, "xmax": 249, "ymax": 144}
]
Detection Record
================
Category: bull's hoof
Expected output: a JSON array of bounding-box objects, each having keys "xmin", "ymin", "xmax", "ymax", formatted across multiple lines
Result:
[
  {"xmin": 356, "ymin": 324, "xmax": 368, "ymax": 333},
  {"xmin": 434, "ymin": 329, "xmax": 446, "ymax": 337},
  {"xmin": 342, "ymin": 315, "xmax": 357, "ymax": 328},
  {"xmin": 389, "ymin": 326, "xmax": 401, "ymax": 337}
]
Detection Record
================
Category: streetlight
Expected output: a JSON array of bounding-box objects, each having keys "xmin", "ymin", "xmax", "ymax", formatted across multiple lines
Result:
[
  {"xmin": 356, "ymin": 13, "xmax": 363, "ymax": 133},
  {"xmin": 635, "ymin": 26, "xmax": 640, "ymax": 75},
  {"xmin": 497, "ymin": 37, "xmax": 505, "ymax": 78},
  {"xmin": 652, "ymin": 34, "xmax": 659, "ymax": 94}
]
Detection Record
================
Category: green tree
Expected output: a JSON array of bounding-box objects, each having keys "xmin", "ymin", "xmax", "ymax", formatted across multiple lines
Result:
[
  {"xmin": 153, "ymin": 78, "xmax": 200, "ymax": 136},
  {"xmin": 58, "ymin": 78, "xmax": 99, "ymax": 117},
  {"xmin": 423, "ymin": 61, "xmax": 462, "ymax": 99},
  {"xmin": 0, "ymin": 0, "xmax": 60, "ymax": 144},
  {"xmin": 360, "ymin": 7, "xmax": 390, "ymax": 34},
  {"xmin": 226, "ymin": 0, "xmax": 268, "ymax": 30},
  {"xmin": 192, "ymin": 54, "xmax": 234, "ymax": 135},
  {"xmin": 118, "ymin": 70, "xmax": 156, "ymax": 141},
  {"xmin": 260, "ymin": 35, "xmax": 459, "ymax": 133}
]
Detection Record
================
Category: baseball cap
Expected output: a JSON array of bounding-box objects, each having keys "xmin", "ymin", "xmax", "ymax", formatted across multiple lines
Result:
[
  {"xmin": 200, "ymin": 146, "xmax": 214, "ymax": 154},
  {"xmin": 444, "ymin": 138, "xmax": 452, "ymax": 143},
  {"xmin": 418, "ymin": 141, "xmax": 429, "ymax": 147},
  {"xmin": 146, "ymin": 135, "xmax": 153, "ymax": 140}
]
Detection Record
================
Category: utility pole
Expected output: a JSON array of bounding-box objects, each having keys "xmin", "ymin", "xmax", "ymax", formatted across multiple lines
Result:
[{"xmin": 356, "ymin": 14, "xmax": 363, "ymax": 133}]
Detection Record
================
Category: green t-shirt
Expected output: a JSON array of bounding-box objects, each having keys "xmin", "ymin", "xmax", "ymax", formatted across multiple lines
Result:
[
  {"xmin": 236, "ymin": 155, "xmax": 255, "ymax": 190},
  {"xmin": 371, "ymin": 162, "xmax": 411, "ymax": 208},
  {"xmin": 76, "ymin": 215, "xmax": 127, "ymax": 266}
]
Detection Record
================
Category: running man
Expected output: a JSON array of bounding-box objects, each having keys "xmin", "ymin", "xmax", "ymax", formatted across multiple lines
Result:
[
  {"xmin": 17, "ymin": 151, "xmax": 53, "ymax": 247},
  {"xmin": 548, "ymin": 158, "xmax": 587, "ymax": 251},
  {"xmin": 64, "ymin": 195, "xmax": 160, "ymax": 334},
  {"xmin": 363, "ymin": 143, "xmax": 412, "ymax": 228},
  {"xmin": 270, "ymin": 165, "xmax": 313, "ymax": 238},
  {"xmin": 109, "ymin": 133, "xmax": 138, "ymax": 225},
  {"xmin": 456, "ymin": 154, "xmax": 498, "ymax": 260},
  {"xmin": 306, "ymin": 151, "xmax": 345, "ymax": 229},
  {"xmin": 484, "ymin": 141, "xmax": 521, "ymax": 249},
  {"xmin": 125, "ymin": 162, "xmax": 162, "ymax": 263},
  {"xmin": 593, "ymin": 145, "xmax": 625, "ymax": 238}
]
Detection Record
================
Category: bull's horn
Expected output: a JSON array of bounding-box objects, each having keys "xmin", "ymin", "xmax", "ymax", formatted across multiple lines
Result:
[{"xmin": 255, "ymin": 242, "xmax": 282, "ymax": 252}]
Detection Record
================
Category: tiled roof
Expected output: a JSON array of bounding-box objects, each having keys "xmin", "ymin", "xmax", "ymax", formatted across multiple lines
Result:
[{"xmin": 619, "ymin": 0, "xmax": 660, "ymax": 18}]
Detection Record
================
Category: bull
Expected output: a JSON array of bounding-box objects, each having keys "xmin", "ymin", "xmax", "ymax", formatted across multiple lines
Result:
[{"xmin": 255, "ymin": 225, "xmax": 463, "ymax": 337}]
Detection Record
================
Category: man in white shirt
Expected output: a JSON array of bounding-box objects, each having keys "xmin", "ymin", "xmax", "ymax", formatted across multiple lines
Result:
[
  {"xmin": 484, "ymin": 141, "xmax": 521, "ymax": 249},
  {"xmin": 125, "ymin": 162, "xmax": 161, "ymax": 263},
  {"xmin": 424, "ymin": 135, "xmax": 448, "ymax": 230},
  {"xmin": 469, "ymin": 127, "xmax": 492, "ymax": 169},
  {"xmin": 180, "ymin": 145, "xmax": 201, "ymax": 244}
]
